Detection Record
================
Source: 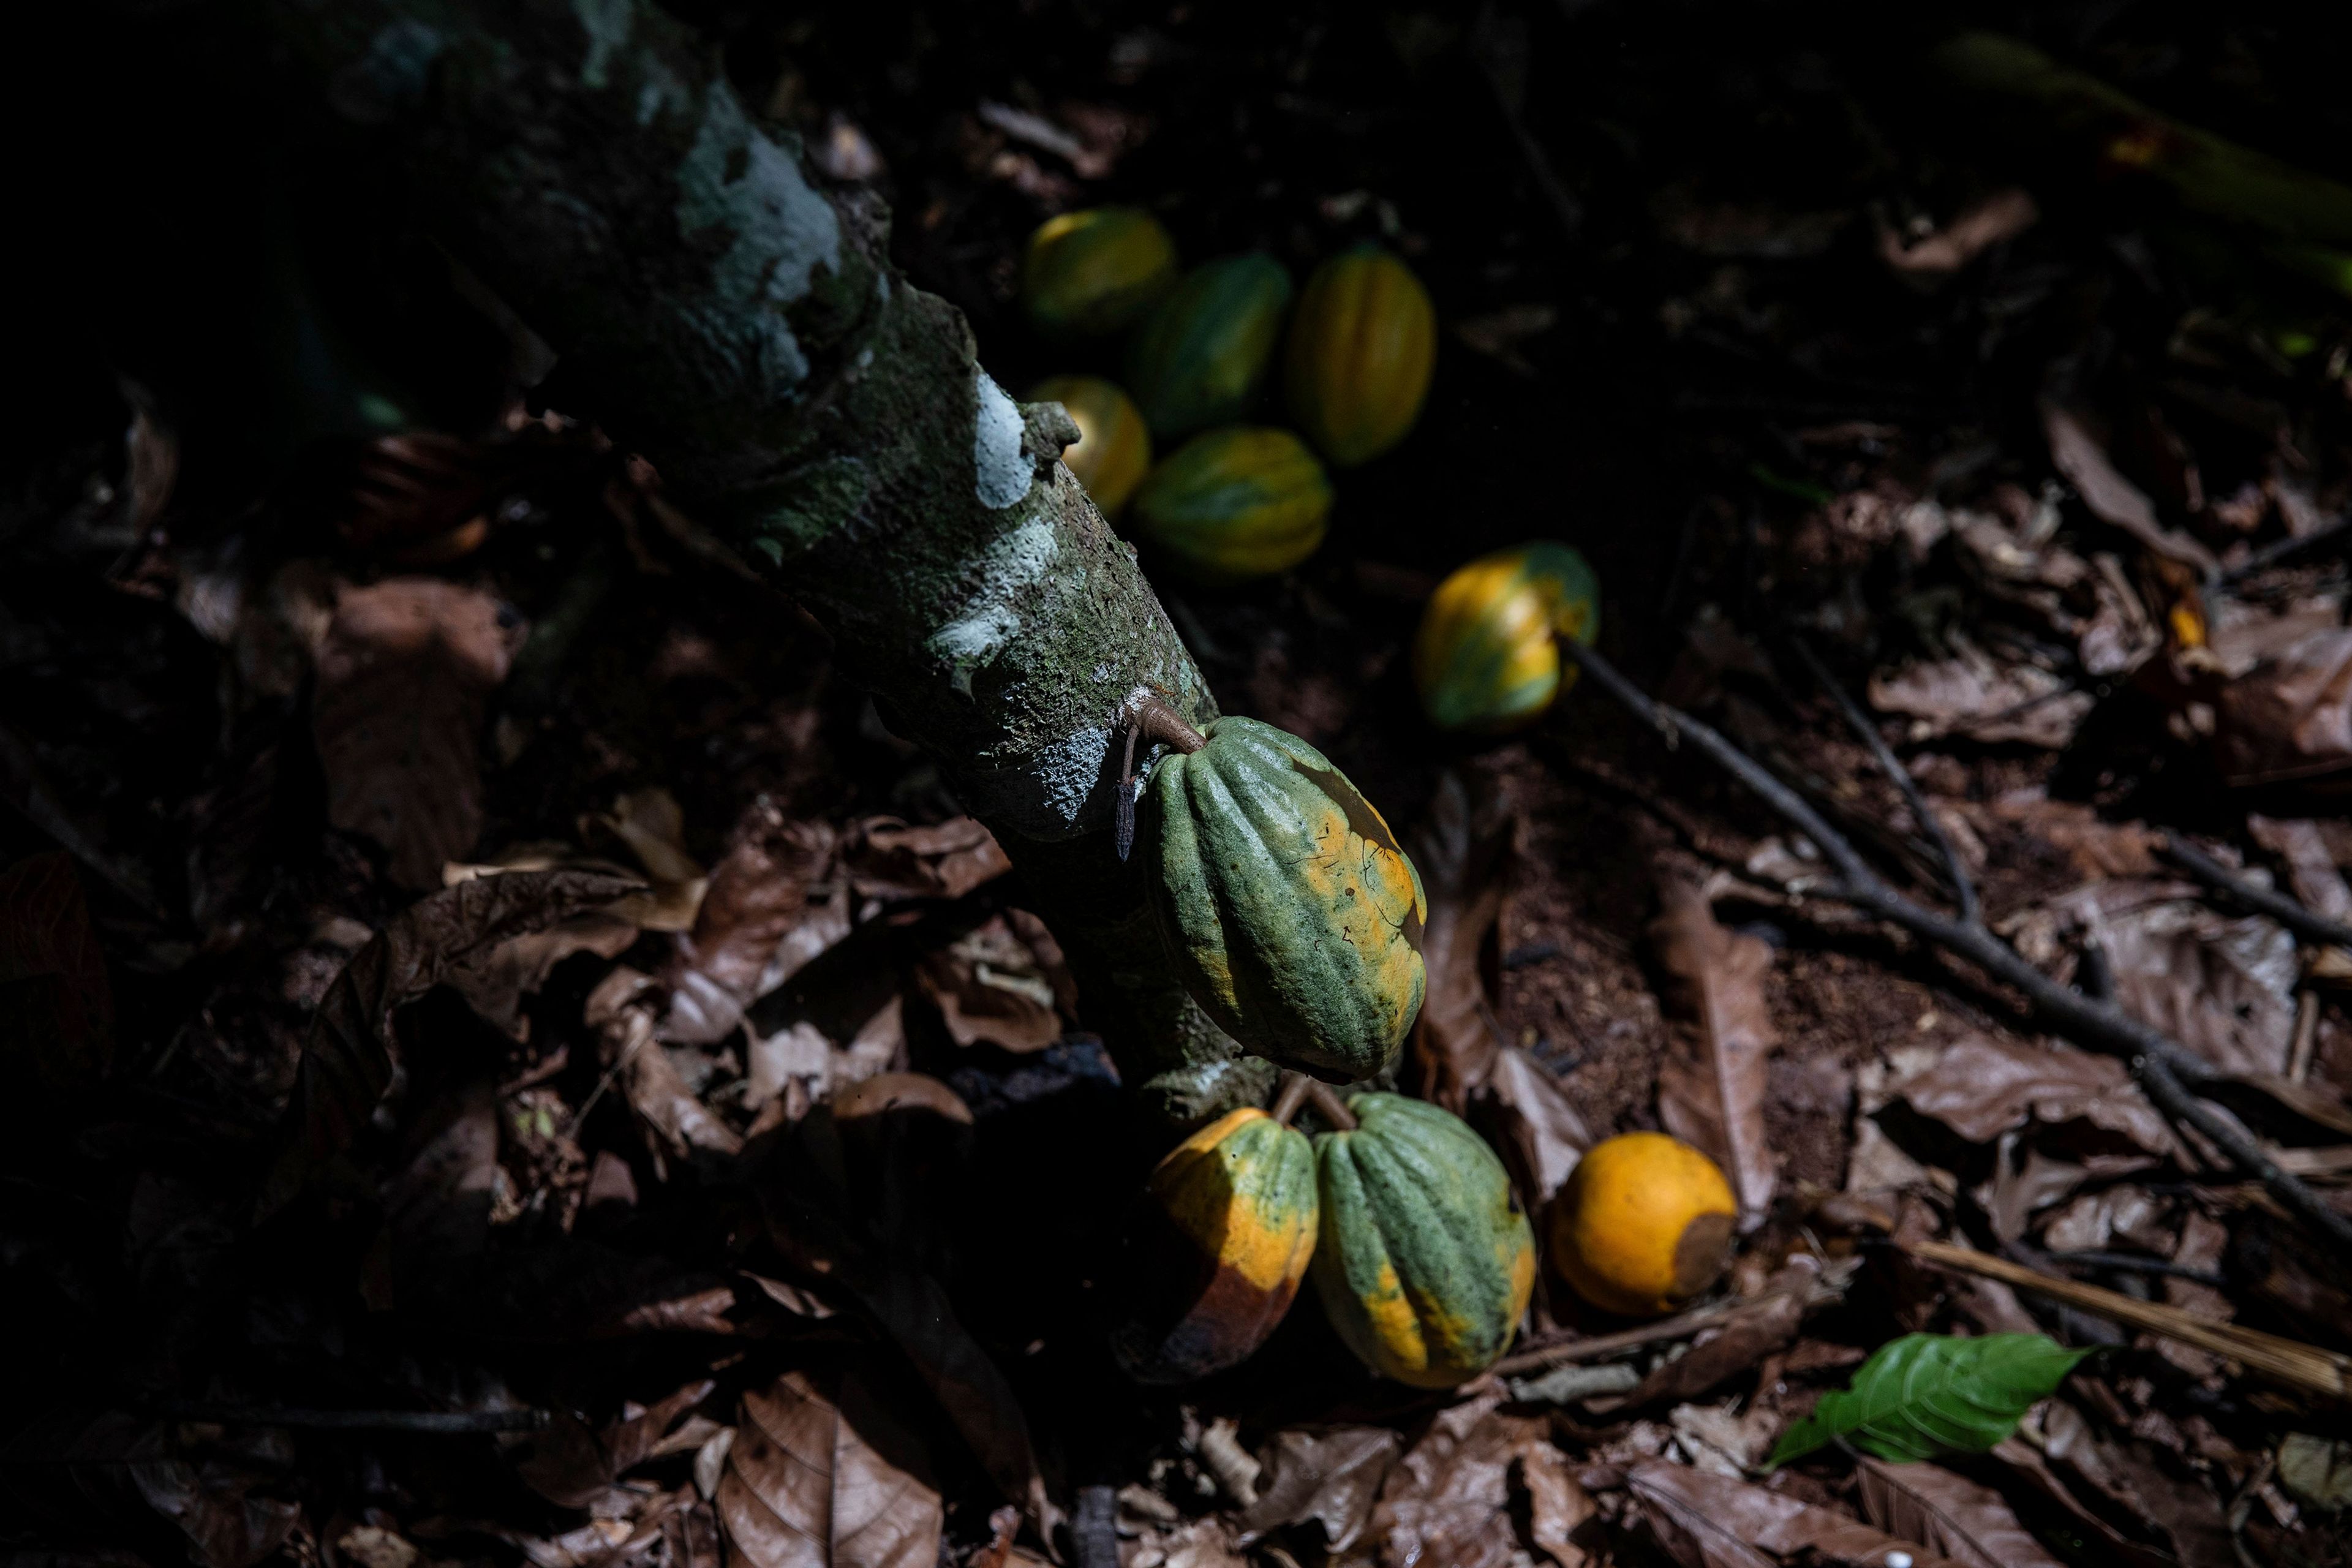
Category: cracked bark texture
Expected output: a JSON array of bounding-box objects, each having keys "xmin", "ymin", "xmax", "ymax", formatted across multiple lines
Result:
[{"xmin": 251, "ymin": 0, "xmax": 1272, "ymax": 1126}]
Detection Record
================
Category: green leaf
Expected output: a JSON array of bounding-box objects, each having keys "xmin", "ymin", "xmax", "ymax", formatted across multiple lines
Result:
[{"xmin": 1768, "ymin": 1333, "xmax": 2089, "ymax": 1468}]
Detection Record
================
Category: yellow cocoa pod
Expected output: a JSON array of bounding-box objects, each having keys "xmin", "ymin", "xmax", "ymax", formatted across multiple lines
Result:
[
  {"xmin": 1129, "ymin": 427, "xmax": 1331, "ymax": 584},
  {"xmin": 1283, "ymin": 246, "xmax": 1436, "ymax": 467},
  {"xmin": 1412, "ymin": 542, "xmax": 1599, "ymax": 733},
  {"xmin": 1020, "ymin": 207, "xmax": 1180, "ymax": 339},
  {"xmin": 1547, "ymin": 1132, "xmax": 1736, "ymax": 1318}
]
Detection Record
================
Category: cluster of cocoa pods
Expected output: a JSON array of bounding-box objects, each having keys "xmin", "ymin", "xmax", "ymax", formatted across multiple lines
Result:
[{"xmin": 1019, "ymin": 207, "xmax": 1434, "ymax": 583}]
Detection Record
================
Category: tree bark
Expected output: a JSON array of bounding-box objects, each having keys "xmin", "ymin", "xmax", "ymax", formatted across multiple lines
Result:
[{"xmin": 250, "ymin": 0, "xmax": 1272, "ymax": 1126}]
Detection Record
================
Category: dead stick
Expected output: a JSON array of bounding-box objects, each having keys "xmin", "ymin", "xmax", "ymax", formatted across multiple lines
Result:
[
  {"xmin": 1491, "ymin": 1300, "xmax": 1737, "ymax": 1377},
  {"xmin": 1904, "ymin": 1238, "xmax": 2351, "ymax": 1398},
  {"xmin": 2162, "ymin": 831, "xmax": 2352, "ymax": 952},
  {"xmin": 1270, "ymin": 1071, "xmax": 1313, "ymax": 1126},
  {"xmin": 1304, "ymin": 1080, "xmax": 1359, "ymax": 1131},
  {"xmin": 1792, "ymin": 638, "xmax": 1979, "ymax": 927},
  {"xmin": 150, "ymin": 1401, "xmax": 550, "ymax": 1433},
  {"xmin": 1558, "ymin": 639, "xmax": 2352, "ymax": 1253}
]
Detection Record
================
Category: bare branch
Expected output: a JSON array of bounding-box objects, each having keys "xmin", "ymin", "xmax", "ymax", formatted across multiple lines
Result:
[
  {"xmin": 1558, "ymin": 639, "xmax": 2352, "ymax": 1252},
  {"xmin": 1791, "ymin": 638, "xmax": 1980, "ymax": 927}
]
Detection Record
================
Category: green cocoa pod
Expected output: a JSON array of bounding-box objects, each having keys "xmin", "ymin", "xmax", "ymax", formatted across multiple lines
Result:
[
  {"xmin": 1123, "ymin": 253, "xmax": 1292, "ymax": 439},
  {"xmin": 1311, "ymin": 1093, "xmax": 1535, "ymax": 1387},
  {"xmin": 1145, "ymin": 717, "xmax": 1425, "ymax": 1079}
]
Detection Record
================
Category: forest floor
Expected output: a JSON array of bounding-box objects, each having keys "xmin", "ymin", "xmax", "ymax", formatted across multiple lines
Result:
[{"xmin": 6, "ymin": 2, "xmax": 2352, "ymax": 1566}]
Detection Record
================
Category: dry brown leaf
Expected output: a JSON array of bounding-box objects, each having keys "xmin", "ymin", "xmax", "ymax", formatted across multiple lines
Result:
[
  {"xmin": 2050, "ymin": 879, "xmax": 2297, "ymax": 1076},
  {"xmin": 312, "ymin": 576, "xmax": 525, "ymax": 888},
  {"xmin": 840, "ymin": 816, "xmax": 1010, "ymax": 902},
  {"xmin": 1409, "ymin": 771, "xmax": 1589, "ymax": 1199},
  {"xmin": 1896, "ymin": 1034, "xmax": 2177, "ymax": 1157},
  {"xmin": 1625, "ymin": 1461, "xmax": 1962, "ymax": 1568},
  {"xmin": 1978, "ymin": 793, "xmax": 2160, "ymax": 878},
  {"xmin": 1651, "ymin": 876, "xmax": 1776, "ymax": 1226},
  {"xmin": 2248, "ymin": 814, "xmax": 2352, "ymax": 976},
  {"xmin": 914, "ymin": 913, "xmax": 1065, "ymax": 1053},
  {"xmin": 590, "ymin": 968, "xmax": 745, "ymax": 1161},
  {"xmin": 521, "ymin": 1380, "xmax": 718, "ymax": 1509},
  {"xmin": 1855, "ymin": 1458, "xmax": 2064, "ymax": 1568},
  {"xmin": 1408, "ymin": 769, "xmax": 1515, "ymax": 1109},
  {"xmin": 663, "ymin": 801, "xmax": 835, "ymax": 1045},
  {"xmin": 1991, "ymin": 1450, "xmax": 2167, "ymax": 1567},
  {"xmin": 260, "ymin": 868, "xmax": 644, "ymax": 1216},
  {"xmin": 1235, "ymin": 1427, "xmax": 1402, "ymax": 1551},
  {"xmin": 1869, "ymin": 646, "xmax": 2091, "ymax": 748},
  {"xmin": 2206, "ymin": 615, "xmax": 2352, "ymax": 785},
  {"xmin": 2041, "ymin": 402, "xmax": 2218, "ymax": 575},
  {"xmin": 1366, "ymin": 1393, "xmax": 1566, "ymax": 1568},
  {"xmin": 1879, "ymin": 188, "xmax": 2039, "ymax": 277},
  {"xmin": 715, "ymin": 1371, "xmax": 941, "ymax": 1568}
]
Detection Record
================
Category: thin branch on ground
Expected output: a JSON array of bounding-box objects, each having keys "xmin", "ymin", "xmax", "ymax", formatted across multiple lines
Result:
[
  {"xmin": 1558, "ymin": 639, "xmax": 2352, "ymax": 1252},
  {"xmin": 2217, "ymin": 515, "xmax": 2352, "ymax": 585},
  {"xmin": 149, "ymin": 1402, "xmax": 549, "ymax": 1433},
  {"xmin": 1791, "ymin": 638, "xmax": 1980, "ymax": 927},
  {"xmin": 2162, "ymin": 831, "xmax": 2352, "ymax": 951}
]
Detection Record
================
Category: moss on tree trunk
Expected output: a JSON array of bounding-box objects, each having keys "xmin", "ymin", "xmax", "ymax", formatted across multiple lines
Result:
[{"xmin": 255, "ymin": 0, "xmax": 1272, "ymax": 1126}]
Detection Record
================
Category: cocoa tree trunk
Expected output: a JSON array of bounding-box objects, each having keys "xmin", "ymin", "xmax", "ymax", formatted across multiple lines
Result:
[{"xmin": 251, "ymin": 0, "xmax": 1271, "ymax": 1126}]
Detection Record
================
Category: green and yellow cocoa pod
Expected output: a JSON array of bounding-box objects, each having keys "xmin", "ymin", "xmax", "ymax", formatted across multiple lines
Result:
[
  {"xmin": 1106, "ymin": 1107, "xmax": 1319, "ymax": 1383},
  {"xmin": 1021, "ymin": 207, "xmax": 1181, "ymax": 339},
  {"xmin": 1128, "ymin": 427, "xmax": 1331, "ymax": 584},
  {"xmin": 1311, "ymin": 1093, "xmax": 1536, "ymax": 1387},
  {"xmin": 1412, "ymin": 541, "xmax": 1600, "ymax": 733},
  {"xmin": 1283, "ymin": 246, "xmax": 1436, "ymax": 467},
  {"xmin": 1031, "ymin": 374, "xmax": 1152, "ymax": 516},
  {"xmin": 1145, "ymin": 717, "xmax": 1425, "ymax": 1079},
  {"xmin": 1122, "ymin": 253, "xmax": 1292, "ymax": 439}
]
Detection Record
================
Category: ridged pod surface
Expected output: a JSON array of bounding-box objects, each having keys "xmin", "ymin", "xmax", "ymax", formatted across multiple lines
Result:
[
  {"xmin": 1146, "ymin": 717, "xmax": 1425, "ymax": 1078},
  {"xmin": 1412, "ymin": 541, "xmax": 1600, "ymax": 733},
  {"xmin": 1311, "ymin": 1094, "xmax": 1536, "ymax": 1387},
  {"xmin": 1020, "ymin": 207, "xmax": 1180, "ymax": 339},
  {"xmin": 1129, "ymin": 428, "xmax": 1332, "ymax": 583},
  {"xmin": 1031, "ymin": 374, "xmax": 1152, "ymax": 516},
  {"xmin": 1123, "ymin": 254, "xmax": 1292, "ymax": 439},
  {"xmin": 1106, "ymin": 1107, "xmax": 1318, "ymax": 1383},
  {"xmin": 1283, "ymin": 246, "xmax": 1436, "ymax": 467}
]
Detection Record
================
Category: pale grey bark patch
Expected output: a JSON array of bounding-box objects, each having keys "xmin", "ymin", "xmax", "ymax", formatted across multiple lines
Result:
[
  {"xmin": 674, "ymin": 88, "xmax": 842, "ymax": 400},
  {"xmin": 573, "ymin": 0, "xmax": 633, "ymax": 89},
  {"xmin": 928, "ymin": 516, "xmax": 1057, "ymax": 693},
  {"xmin": 971, "ymin": 371, "xmax": 1033, "ymax": 511},
  {"xmin": 1032, "ymin": 720, "xmax": 1114, "ymax": 831}
]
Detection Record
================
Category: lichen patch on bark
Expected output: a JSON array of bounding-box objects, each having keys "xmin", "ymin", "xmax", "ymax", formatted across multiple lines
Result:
[
  {"xmin": 674, "ymin": 88, "xmax": 842, "ymax": 401},
  {"xmin": 928, "ymin": 516, "xmax": 1057, "ymax": 692},
  {"xmin": 972, "ymin": 371, "xmax": 1033, "ymax": 511},
  {"xmin": 572, "ymin": 0, "xmax": 633, "ymax": 89}
]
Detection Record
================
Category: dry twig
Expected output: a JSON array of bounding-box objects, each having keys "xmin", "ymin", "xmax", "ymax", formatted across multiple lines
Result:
[
  {"xmin": 1558, "ymin": 639, "xmax": 2352, "ymax": 1251},
  {"xmin": 1903, "ymin": 1238, "xmax": 2351, "ymax": 1398}
]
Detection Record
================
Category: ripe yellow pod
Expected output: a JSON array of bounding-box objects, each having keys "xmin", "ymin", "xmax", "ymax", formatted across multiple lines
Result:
[
  {"xmin": 1129, "ymin": 427, "xmax": 1332, "ymax": 584},
  {"xmin": 1283, "ymin": 246, "xmax": 1436, "ymax": 467},
  {"xmin": 1412, "ymin": 542, "xmax": 1600, "ymax": 733},
  {"xmin": 1020, "ymin": 207, "xmax": 1180, "ymax": 339},
  {"xmin": 1548, "ymin": 1132, "xmax": 1736, "ymax": 1317},
  {"xmin": 1105, "ymin": 1107, "xmax": 1319, "ymax": 1384},
  {"xmin": 1031, "ymin": 374, "xmax": 1151, "ymax": 516}
]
